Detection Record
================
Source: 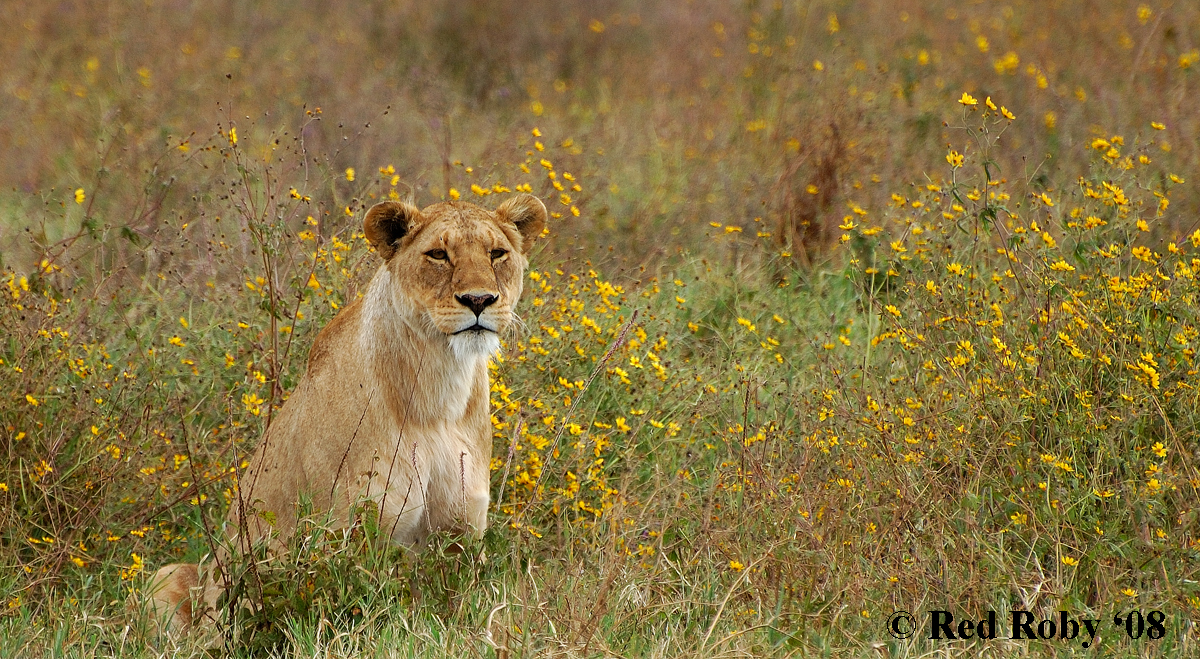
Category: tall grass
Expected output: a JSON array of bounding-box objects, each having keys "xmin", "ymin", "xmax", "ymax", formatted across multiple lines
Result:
[{"xmin": 2, "ymin": 1, "xmax": 1199, "ymax": 657}]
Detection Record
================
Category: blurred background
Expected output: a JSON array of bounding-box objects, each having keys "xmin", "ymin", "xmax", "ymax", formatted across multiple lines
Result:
[{"xmin": 2, "ymin": 0, "xmax": 1196, "ymax": 275}]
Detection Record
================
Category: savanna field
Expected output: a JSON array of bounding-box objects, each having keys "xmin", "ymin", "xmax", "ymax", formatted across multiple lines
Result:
[{"xmin": 3, "ymin": 1, "xmax": 1200, "ymax": 656}]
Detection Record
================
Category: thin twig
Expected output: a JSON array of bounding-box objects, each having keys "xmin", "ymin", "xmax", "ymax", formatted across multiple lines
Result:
[
  {"xmin": 699, "ymin": 543, "xmax": 784, "ymax": 652},
  {"xmin": 516, "ymin": 309, "xmax": 639, "ymax": 519},
  {"xmin": 482, "ymin": 600, "xmax": 509, "ymax": 652},
  {"xmin": 330, "ymin": 391, "xmax": 373, "ymax": 504},
  {"xmin": 494, "ymin": 416, "xmax": 522, "ymax": 511}
]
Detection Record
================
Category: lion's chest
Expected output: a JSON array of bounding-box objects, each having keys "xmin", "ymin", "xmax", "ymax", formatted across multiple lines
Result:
[{"xmin": 349, "ymin": 415, "xmax": 485, "ymax": 539}]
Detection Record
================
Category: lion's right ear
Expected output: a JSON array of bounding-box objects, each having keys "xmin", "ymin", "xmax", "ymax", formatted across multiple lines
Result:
[
  {"xmin": 363, "ymin": 202, "xmax": 421, "ymax": 260},
  {"xmin": 496, "ymin": 194, "xmax": 547, "ymax": 252}
]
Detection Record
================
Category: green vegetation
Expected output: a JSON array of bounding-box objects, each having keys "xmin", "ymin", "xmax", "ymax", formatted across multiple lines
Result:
[{"xmin": 2, "ymin": 1, "xmax": 1199, "ymax": 656}]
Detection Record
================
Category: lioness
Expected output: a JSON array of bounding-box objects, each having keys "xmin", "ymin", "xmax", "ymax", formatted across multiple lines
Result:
[{"xmin": 147, "ymin": 193, "xmax": 546, "ymax": 631}]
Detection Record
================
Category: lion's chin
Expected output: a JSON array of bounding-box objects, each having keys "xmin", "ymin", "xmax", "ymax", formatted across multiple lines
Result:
[{"xmin": 447, "ymin": 330, "xmax": 501, "ymax": 361}]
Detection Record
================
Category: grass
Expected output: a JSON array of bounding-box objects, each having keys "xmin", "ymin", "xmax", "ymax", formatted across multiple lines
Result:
[{"xmin": 2, "ymin": 1, "xmax": 1200, "ymax": 657}]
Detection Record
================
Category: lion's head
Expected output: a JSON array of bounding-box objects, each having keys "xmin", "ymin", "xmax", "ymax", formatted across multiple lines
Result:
[{"xmin": 362, "ymin": 194, "xmax": 546, "ymax": 359}]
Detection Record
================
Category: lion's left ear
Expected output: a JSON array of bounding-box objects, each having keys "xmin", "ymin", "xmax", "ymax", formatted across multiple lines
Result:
[
  {"xmin": 495, "ymin": 194, "xmax": 547, "ymax": 252},
  {"xmin": 364, "ymin": 201, "xmax": 421, "ymax": 260}
]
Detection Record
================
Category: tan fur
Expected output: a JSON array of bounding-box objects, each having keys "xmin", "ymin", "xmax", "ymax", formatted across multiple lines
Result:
[
  {"xmin": 145, "ymin": 563, "xmax": 198, "ymax": 633},
  {"xmin": 146, "ymin": 194, "xmax": 546, "ymax": 633}
]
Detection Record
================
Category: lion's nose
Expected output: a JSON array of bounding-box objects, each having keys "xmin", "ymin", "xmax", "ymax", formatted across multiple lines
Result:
[{"xmin": 456, "ymin": 293, "xmax": 498, "ymax": 317}]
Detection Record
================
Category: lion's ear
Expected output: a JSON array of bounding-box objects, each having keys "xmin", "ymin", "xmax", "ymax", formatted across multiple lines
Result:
[
  {"xmin": 364, "ymin": 202, "xmax": 421, "ymax": 260},
  {"xmin": 495, "ymin": 194, "xmax": 547, "ymax": 252}
]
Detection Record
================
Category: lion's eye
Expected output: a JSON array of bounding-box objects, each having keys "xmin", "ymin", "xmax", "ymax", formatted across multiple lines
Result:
[
  {"xmin": 424, "ymin": 249, "xmax": 448, "ymax": 261},
  {"xmin": 490, "ymin": 249, "xmax": 508, "ymax": 260}
]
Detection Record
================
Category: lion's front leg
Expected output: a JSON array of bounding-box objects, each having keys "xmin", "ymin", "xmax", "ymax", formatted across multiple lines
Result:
[
  {"xmin": 424, "ymin": 444, "xmax": 490, "ymax": 538},
  {"xmin": 368, "ymin": 458, "xmax": 430, "ymax": 546}
]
